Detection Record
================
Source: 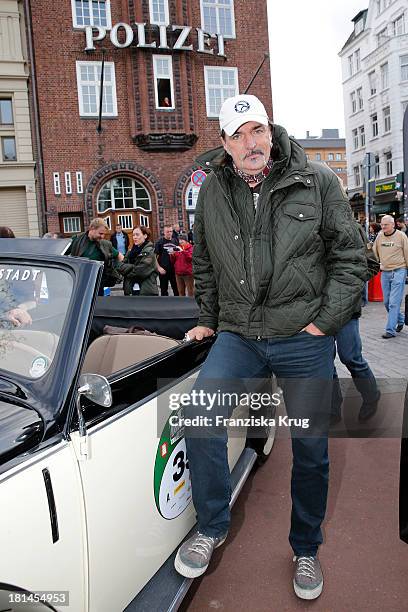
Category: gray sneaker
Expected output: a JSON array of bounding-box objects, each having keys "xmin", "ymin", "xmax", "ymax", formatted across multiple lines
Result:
[
  {"xmin": 293, "ymin": 555, "xmax": 323, "ymax": 600},
  {"xmin": 174, "ymin": 531, "xmax": 227, "ymax": 578}
]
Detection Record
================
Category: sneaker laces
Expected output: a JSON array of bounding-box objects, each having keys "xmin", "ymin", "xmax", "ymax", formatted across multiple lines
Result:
[
  {"xmin": 294, "ymin": 556, "xmax": 316, "ymax": 579},
  {"xmin": 188, "ymin": 533, "xmax": 216, "ymax": 559}
]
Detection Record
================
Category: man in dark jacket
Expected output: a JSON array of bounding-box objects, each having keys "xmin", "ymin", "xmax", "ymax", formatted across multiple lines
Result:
[
  {"xmin": 110, "ymin": 223, "xmax": 129, "ymax": 255},
  {"xmin": 155, "ymin": 225, "xmax": 179, "ymax": 296},
  {"xmin": 66, "ymin": 218, "xmax": 124, "ymax": 295},
  {"xmin": 174, "ymin": 94, "xmax": 367, "ymax": 599}
]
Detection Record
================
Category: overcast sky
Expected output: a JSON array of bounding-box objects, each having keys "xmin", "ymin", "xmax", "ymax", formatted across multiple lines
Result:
[{"xmin": 267, "ymin": 0, "xmax": 367, "ymax": 138}]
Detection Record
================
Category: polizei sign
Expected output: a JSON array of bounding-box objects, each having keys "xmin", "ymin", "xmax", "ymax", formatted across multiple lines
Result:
[{"xmin": 85, "ymin": 23, "xmax": 226, "ymax": 57}]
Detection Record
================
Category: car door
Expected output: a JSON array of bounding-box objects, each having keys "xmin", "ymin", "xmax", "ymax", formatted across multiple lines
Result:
[
  {"xmin": 74, "ymin": 338, "xmax": 247, "ymax": 612},
  {"xmin": 0, "ymin": 439, "xmax": 86, "ymax": 611}
]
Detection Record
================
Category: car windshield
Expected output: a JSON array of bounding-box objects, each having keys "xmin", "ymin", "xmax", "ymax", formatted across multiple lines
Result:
[{"xmin": 0, "ymin": 263, "xmax": 73, "ymax": 379}]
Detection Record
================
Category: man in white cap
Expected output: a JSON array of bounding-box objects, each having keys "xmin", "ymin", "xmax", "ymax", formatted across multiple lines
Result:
[{"xmin": 174, "ymin": 94, "xmax": 367, "ymax": 599}]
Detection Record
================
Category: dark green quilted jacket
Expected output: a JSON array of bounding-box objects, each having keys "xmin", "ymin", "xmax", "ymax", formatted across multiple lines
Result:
[{"xmin": 193, "ymin": 125, "xmax": 367, "ymax": 338}]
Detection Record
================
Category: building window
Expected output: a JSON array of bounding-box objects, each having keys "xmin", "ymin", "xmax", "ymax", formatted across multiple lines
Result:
[
  {"xmin": 53, "ymin": 172, "xmax": 61, "ymax": 195},
  {"xmin": 368, "ymin": 71, "xmax": 377, "ymax": 96},
  {"xmin": 117, "ymin": 214, "xmax": 133, "ymax": 230},
  {"xmin": 355, "ymin": 49, "xmax": 361, "ymax": 72},
  {"xmin": 149, "ymin": 0, "xmax": 169, "ymax": 25},
  {"xmin": 383, "ymin": 106, "xmax": 391, "ymax": 133},
  {"xmin": 201, "ymin": 0, "xmax": 236, "ymax": 38},
  {"xmin": 374, "ymin": 155, "xmax": 380, "ymax": 178},
  {"xmin": 1, "ymin": 136, "xmax": 16, "ymax": 161},
  {"xmin": 371, "ymin": 113, "xmax": 378, "ymax": 137},
  {"xmin": 355, "ymin": 20, "xmax": 363, "ymax": 35},
  {"xmin": 336, "ymin": 153, "xmax": 342, "ymax": 161},
  {"xmin": 71, "ymin": 0, "xmax": 111, "ymax": 28},
  {"xmin": 153, "ymin": 55, "xmax": 175, "ymax": 109},
  {"xmin": 65, "ymin": 172, "xmax": 72, "ymax": 195},
  {"xmin": 393, "ymin": 14, "xmax": 405, "ymax": 36},
  {"xmin": 356, "ymin": 87, "xmax": 363, "ymax": 111},
  {"xmin": 315, "ymin": 153, "xmax": 321, "ymax": 161},
  {"xmin": 354, "ymin": 165, "xmax": 361, "ymax": 186},
  {"xmin": 385, "ymin": 151, "xmax": 393, "ymax": 175},
  {"xmin": 351, "ymin": 91, "xmax": 357, "ymax": 113},
  {"xmin": 401, "ymin": 55, "xmax": 408, "ymax": 81},
  {"xmin": 352, "ymin": 129, "xmax": 359, "ymax": 150},
  {"xmin": 97, "ymin": 177, "xmax": 151, "ymax": 213},
  {"xmin": 140, "ymin": 214, "xmax": 149, "ymax": 227},
  {"xmin": 186, "ymin": 185, "xmax": 200, "ymax": 210},
  {"xmin": 359, "ymin": 125, "xmax": 365, "ymax": 147},
  {"xmin": 63, "ymin": 216, "xmax": 82, "ymax": 234},
  {"xmin": 76, "ymin": 171, "xmax": 83, "ymax": 194},
  {"xmin": 0, "ymin": 99, "xmax": 13, "ymax": 125},
  {"xmin": 204, "ymin": 66, "xmax": 238, "ymax": 117},
  {"xmin": 377, "ymin": 27, "xmax": 388, "ymax": 47},
  {"xmin": 76, "ymin": 61, "xmax": 117, "ymax": 117},
  {"xmin": 328, "ymin": 153, "xmax": 334, "ymax": 161},
  {"xmin": 376, "ymin": 0, "xmax": 381, "ymax": 15},
  {"xmin": 380, "ymin": 62, "xmax": 389, "ymax": 90},
  {"xmin": 348, "ymin": 54, "xmax": 354, "ymax": 77}
]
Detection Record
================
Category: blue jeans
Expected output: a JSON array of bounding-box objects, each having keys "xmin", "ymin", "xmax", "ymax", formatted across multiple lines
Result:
[
  {"xmin": 184, "ymin": 331, "xmax": 334, "ymax": 556},
  {"xmin": 381, "ymin": 268, "xmax": 407, "ymax": 336},
  {"xmin": 332, "ymin": 318, "xmax": 379, "ymax": 416}
]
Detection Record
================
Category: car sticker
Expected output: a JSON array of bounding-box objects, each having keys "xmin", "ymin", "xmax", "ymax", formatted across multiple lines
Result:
[
  {"xmin": 29, "ymin": 356, "xmax": 49, "ymax": 378},
  {"xmin": 154, "ymin": 415, "xmax": 192, "ymax": 520}
]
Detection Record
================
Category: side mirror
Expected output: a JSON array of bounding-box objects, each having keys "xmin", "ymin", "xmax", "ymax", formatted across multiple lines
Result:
[{"xmin": 78, "ymin": 372, "xmax": 112, "ymax": 408}]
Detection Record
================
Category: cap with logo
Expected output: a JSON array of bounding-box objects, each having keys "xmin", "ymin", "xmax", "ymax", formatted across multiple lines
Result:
[{"xmin": 219, "ymin": 94, "xmax": 269, "ymax": 136}]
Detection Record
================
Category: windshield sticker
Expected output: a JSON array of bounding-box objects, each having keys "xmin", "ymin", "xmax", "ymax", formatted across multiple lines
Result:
[
  {"xmin": 0, "ymin": 268, "xmax": 41, "ymax": 282},
  {"xmin": 29, "ymin": 356, "xmax": 49, "ymax": 378},
  {"xmin": 154, "ymin": 416, "xmax": 192, "ymax": 520}
]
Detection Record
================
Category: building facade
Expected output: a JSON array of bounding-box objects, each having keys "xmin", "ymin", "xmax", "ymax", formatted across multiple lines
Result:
[
  {"xmin": 340, "ymin": 0, "xmax": 408, "ymax": 221},
  {"xmin": 0, "ymin": 0, "xmax": 39, "ymax": 236},
  {"xmin": 294, "ymin": 129, "xmax": 347, "ymax": 187},
  {"xmin": 26, "ymin": 0, "xmax": 272, "ymax": 240}
]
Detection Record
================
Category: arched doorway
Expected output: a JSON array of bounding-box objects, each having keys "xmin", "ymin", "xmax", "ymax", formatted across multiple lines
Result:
[{"xmin": 97, "ymin": 176, "xmax": 152, "ymax": 242}]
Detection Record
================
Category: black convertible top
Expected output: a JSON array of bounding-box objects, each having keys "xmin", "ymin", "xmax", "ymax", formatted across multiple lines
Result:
[{"xmin": 92, "ymin": 296, "xmax": 200, "ymax": 340}]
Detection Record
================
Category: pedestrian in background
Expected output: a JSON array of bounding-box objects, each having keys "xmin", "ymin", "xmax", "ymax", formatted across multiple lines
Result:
[
  {"xmin": 110, "ymin": 223, "xmax": 129, "ymax": 256},
  {"xmin": 170, "ymin": 233, "xmax": 194, "ymax": 296},
  {"xmin": 0, "ymin": 227, "xmax": 15, "ymax": 238},
  {"xmin": 396, "ymin": 217, "xmax": 408, "ymax": 237},
  {"xmin": 368, "ymin": 222, "xmax": 381, "ymax": 243},
  {"xmin": 155, "ymin": 225, "xmax": 179, "ymax": 296},
  {"xmin": 172, "ymin": 224, "xmax": 180, "ymax": 245},
  {"xmin": 66, "ymin": 218, "xmax": 124, "ymax": 296},
  {"xmin": 373, "ymin": 215, "xmax": 408, "ymax": 338},
  {"xmin": 120, "ymin": 226, "xmax": 158, "ymax": 296}
]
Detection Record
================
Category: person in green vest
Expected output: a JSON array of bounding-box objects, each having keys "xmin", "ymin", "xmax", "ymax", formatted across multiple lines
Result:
[{"xmin": 66, "ymin": 218, "xmax": 124, "ymax": 295}]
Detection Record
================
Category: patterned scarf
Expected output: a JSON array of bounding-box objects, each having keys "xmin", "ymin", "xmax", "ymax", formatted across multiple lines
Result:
[{"xmin": 232, "ymin": 158, "xmax": 273, "ymax": 186}]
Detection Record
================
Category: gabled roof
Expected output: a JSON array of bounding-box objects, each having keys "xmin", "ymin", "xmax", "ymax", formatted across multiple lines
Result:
[{"xmin": 340, "ymin": 8, "xmax": 368, "ymax": 53}]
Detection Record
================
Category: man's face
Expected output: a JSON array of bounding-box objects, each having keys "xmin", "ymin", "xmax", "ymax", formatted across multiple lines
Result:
[
  {"xmin": 222, "ymin": 121, "xmax": 272, "ymax": 175},
  {"xmin": 173, "ymin": 224, "xmax": 180, "ymax": 232},
  {"xmin": 89, "ymin": 226, "xmax": 106, "ymax": 242},
  {"xmin": 116, "ymin": 225, "xmax": 122, "ymax": 233},
  {"xmin": 164, "ymin": 227, "xmax": 173, "ymax": 240},
  {"xmin": 381, "ymin": 218, "xmax": 395, "ymax": 234}
]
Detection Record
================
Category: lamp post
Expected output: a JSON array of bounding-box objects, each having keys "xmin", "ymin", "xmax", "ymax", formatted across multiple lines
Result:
[
  {"xmin": 403, "ymin": 104, "xmax": 408, "ymax": 220},
  {"xmin": 364, "ymin": 152, "xmax": 375, "ymax": 235}
]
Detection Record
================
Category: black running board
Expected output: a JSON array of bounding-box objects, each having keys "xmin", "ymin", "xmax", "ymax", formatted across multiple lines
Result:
[{"xmin": 124, "ymin": 447, "xmax": 257, "ymax": 612}]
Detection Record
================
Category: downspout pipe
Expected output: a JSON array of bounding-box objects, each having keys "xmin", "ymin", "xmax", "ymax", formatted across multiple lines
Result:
[{"xmin": 23, "ymin": 0, "xmax": 47, "ymax": 235}]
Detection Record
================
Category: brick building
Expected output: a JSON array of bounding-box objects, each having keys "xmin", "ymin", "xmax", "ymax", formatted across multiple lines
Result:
[
  {"xmin": 25, "ymin": 0, "xmax": 272, "ymax": 239},
  {"xmin": 294, "ymin": 129, "xmax": 348, "ymax": 189}
]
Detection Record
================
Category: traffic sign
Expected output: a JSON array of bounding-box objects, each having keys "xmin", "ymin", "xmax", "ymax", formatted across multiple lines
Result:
[{"xmin": 191, "ymin": 169, "xmax": 207, "ymax": 187}]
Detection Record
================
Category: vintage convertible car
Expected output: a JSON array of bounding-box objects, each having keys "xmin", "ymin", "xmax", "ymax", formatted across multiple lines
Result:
[{"xmin": 0, "ymin": 240, "xmax": 276, "ymax": 612}]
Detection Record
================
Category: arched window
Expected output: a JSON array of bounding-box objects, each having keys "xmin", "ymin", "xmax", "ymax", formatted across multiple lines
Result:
[
  {"xmin": 185, "ymin": 184, "xmax": 200, "ymax": 210},
  {"xmin": 97, "ymin": 177, "xmax": 151, "ymax": 213}
]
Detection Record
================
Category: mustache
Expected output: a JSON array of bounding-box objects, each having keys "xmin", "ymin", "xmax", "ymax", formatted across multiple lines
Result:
[{"xmin": 243, "ymin": 150, "xmax": 265, "ymax": 160}]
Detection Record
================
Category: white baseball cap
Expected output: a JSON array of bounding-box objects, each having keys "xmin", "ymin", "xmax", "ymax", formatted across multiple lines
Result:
[{"xmin": 219, "ymin": 94, "xmax": 270, "ymax": 136}]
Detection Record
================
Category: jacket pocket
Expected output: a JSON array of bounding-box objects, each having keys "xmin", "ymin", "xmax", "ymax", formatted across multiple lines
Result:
[{"xmin": 283, "ymin": 203, "xmax": 317, "ymax": 221}]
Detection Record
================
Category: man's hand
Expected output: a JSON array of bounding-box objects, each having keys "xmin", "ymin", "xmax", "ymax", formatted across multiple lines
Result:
[
  {"xmin": 185, "ymin": 326, "xmax": 215, "ymax": 341},
  {"xmin": 157, "ymin": 265, "xmax": 166, "ymax": 275},
  {"xmin": 117, "ymin": 252, "xmax": 124, "ymax": 262},
  {"xmin": 6, "ymin": 308, "xmax": 32, "ymax": 327},
  {"xmin": 301, "ymin": 322, "xmax": 325, "ymax": 336}
]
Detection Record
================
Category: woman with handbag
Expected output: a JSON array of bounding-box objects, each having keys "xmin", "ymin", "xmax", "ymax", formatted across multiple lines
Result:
[{"xmin": 120, "ymin": 226, "xmax": 158, "ymax": 296}]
